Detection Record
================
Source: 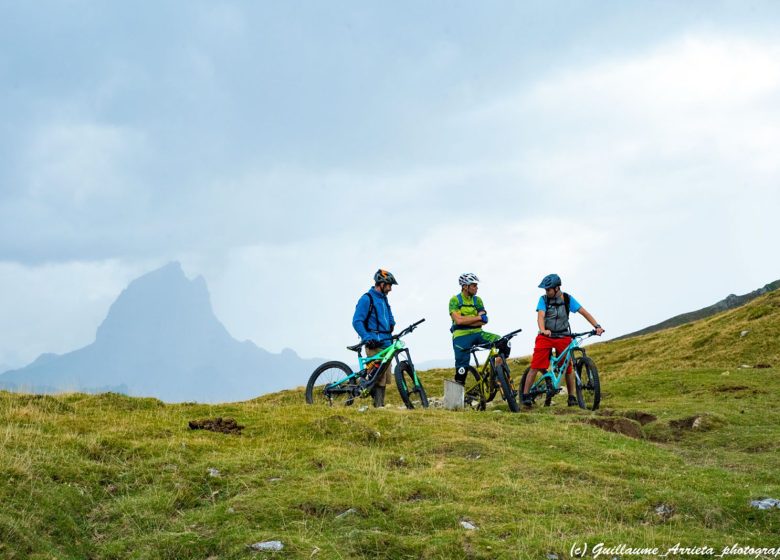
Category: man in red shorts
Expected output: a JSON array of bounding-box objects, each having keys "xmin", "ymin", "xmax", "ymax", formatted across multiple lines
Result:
[{"xmin": 521, "ymin": 273, "xmax": 604, "ymax": 408}]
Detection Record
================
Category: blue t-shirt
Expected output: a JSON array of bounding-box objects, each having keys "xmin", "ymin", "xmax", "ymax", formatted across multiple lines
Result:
[{"xmin": 536, "ymin": 294, "xmax": 581, "ymax": 313}]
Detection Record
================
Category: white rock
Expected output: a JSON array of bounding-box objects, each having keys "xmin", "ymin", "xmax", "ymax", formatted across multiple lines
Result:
[
  {"xmin": 358, "ymin": 406, "xmax": 369, "ymax": 412},
  {"xmin": 460, "ymin": 521, "xmax": 477, "ymax": 530},
  {"xmin": 751, "ymin": 498, "xmax": 780, "ymax": 510},
  {"xmin": 692, "ymin": 416, "xmax": 703, "ymax": 429},
  {"xmin": 249, "ymin": 541, "xmax": 284, "ymax": 551},
  {"xmin": 740, "ymin": 330, "xmax": 750, "ymax": 337},
  {"xmin": 207, "ymin": 467, "xmax": 220, "ymax": 478}
]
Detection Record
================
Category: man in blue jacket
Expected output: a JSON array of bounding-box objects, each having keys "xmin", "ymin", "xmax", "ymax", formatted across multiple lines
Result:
[{"xmin": 352, "ymin": 269, "xmax": 397, "ymax": 407}]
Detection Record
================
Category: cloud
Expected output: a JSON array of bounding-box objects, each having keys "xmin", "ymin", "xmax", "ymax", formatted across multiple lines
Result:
[
  {"xmin": 470, "ymin": 33, "xmax": 780, "ymax": 198},
  {"xmin": 0, "ymin": 259, "xmax": 157, "ymax": 367},
  {"xmin": 197, "ymin": 218, "xmax": 607, "ymax": 364}
]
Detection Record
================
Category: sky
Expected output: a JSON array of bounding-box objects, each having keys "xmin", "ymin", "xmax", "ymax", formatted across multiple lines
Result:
[{"xmin": 1, "ymin": 1, "xmax": 779, "ymax": 371}]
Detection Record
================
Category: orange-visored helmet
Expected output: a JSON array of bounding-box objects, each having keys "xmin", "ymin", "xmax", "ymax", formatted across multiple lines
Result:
[{"xmin": 374, "ymin": 269, "xmax": 398, "ymax": 285}]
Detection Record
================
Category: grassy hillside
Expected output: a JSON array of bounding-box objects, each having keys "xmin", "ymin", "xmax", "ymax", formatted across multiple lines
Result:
[{"xmin": 1, "ymin": 292, "xmax": 779, "ymax": 559}]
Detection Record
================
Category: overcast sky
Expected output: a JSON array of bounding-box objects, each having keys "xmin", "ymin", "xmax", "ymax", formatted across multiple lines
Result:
[{"xmin": 1, "ymin": 1, "xmax": 779, "ymax": 370}]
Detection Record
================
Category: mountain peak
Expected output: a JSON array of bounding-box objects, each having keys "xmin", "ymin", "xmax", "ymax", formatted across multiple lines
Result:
[{"xmin": 95, "ymin": 262, "xmax": 224, "ymax": 347}]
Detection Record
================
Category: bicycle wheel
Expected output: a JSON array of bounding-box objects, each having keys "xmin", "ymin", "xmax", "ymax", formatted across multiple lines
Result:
[
  {"xmin": 494, "ymin": 362, "xmax": 519, "ymax": 413},
  {"xmin": 305, "ymin": 361, "xmax": 357, "ymax": 406},
  {"xmin": 575, "ymin": 356, "xmax": 601, "ymax": 410},
  {"xmin": 520, "ymin": 367, "xmax": 554, "ymax": 406},
  {"xmin": 462, "ymin": 366, "xmax": 486, "ymax": 410},
  {"xmin": 394, "ymin": 361, "xmax": 429, "ymax": 410}
]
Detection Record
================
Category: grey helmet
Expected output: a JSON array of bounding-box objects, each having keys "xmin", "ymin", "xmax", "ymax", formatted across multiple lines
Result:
[
  {"xmin": 374, "ymin": 269, "xmax": 398, "ymax": 285},
  {"xmin": 458, "ymin": 273, "xmax": 480, "ymax": 287},
  {"xmin": 538, "ymin": 273, "xmax": 562, "ymax": 289}
]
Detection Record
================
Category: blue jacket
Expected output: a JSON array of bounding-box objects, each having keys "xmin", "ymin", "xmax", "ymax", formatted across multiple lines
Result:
[{"xmin": 352, "ymin": 287, "xmax": 395, "ymax": 345}]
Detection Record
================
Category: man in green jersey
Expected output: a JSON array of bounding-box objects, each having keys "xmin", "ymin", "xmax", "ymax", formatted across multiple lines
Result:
[{"xmin": 449, "ymin": 273, "xmax": 508, "ymax": 384}]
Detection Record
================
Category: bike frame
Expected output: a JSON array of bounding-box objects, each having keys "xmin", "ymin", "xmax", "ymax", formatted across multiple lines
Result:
[
  {"xmin": 328, "ymin": 335, "xmax": 419, "ymax": 389},
  {"xmin": 467, "ymin": 346, "xmax": 502, "ymax": 392},
  {"xmin": 462, "ymin": 328, "xmax": 522, "ymax": 404},
  {"xmin": 535, "ymin": 333, "xmax": 591, "ymax": 391}
]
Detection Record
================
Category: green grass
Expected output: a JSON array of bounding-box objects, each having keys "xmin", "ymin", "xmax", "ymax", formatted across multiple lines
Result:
[{"xmin": 1, "ymin": 292, "xmax": 780, "ymax": 558}]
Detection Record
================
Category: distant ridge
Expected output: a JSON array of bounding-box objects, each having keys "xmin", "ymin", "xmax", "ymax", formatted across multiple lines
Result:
[{"xmin": 615, "ymin": 279, "xmax": 780, "ymax": 341}]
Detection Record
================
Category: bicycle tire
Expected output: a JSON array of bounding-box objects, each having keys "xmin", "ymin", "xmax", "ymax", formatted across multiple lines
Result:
[
  {"xmin": 494, "ymin": 362, "xmax": 520, "ymax": 413},
  {"xmin": 394, "ymin": 360, "xmax": 429, "ymax": 410},
  {"xmin": 305, "ymin": 361, "xmax": 356, "ymax": 406},
  {"xmin": 575, "ymin": 356, "xmax": 601, "ymax": 410},
  {"xmin": 461, "ymin": 365, "xmax": 486, "ymax": 410}
]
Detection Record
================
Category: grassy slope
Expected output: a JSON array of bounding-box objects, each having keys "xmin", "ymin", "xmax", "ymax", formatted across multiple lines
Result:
[{"xmin": 1, "ymin": 291, "xmax": 779, "ymax": 559}]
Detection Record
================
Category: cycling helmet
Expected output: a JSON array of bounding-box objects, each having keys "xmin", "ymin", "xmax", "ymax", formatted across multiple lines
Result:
[
  {"xmin": 374, "ymin": 269, "xmax": 398, "ymax": 285},
  {"xmin": 538, "ymin": 273, "xmax": 562, "ymax": 289},
  {"xmin": 458, "ymin": 273, "xmax": 480, "ymax": 287}
]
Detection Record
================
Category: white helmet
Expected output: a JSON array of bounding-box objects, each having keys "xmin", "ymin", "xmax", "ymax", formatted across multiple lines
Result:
[{"xmin": 458, "ymin": 273, "xmax": 480, "ymax": 286}]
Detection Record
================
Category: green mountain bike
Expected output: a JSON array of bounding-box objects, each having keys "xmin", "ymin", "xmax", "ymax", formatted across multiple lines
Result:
[
  {"xmin": 460, "ymin": 328, "xmax": 522, "ymax": 413},
  {"xmin": 305, "ymin": 319, "xmax": 428, "ymax": 409},
  {"xmin": 520, "ymin": 330, "xmax": 601, "ymax": 410}
]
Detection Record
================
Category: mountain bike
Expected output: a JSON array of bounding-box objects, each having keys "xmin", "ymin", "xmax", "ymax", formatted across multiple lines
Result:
[
  {"xmin": 459, "ymin": 328, "xmax": 522, "ymax": 413},
  {"xmin": 305, "ymin": 319, "xmax": 428, "ymax": 409},
  {"xmin": 520, "ymin": 330, "xmax": 601, "ymax": 410}
]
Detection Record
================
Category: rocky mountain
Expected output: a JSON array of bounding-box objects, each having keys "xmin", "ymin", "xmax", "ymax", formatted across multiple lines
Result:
[
  {"xmin": 0, "ymin": 262, "xmax": 320, "ymax": 403},
  {"xmin": 614, "ymin": 279, "xmax": 780, "ymax": 340}
]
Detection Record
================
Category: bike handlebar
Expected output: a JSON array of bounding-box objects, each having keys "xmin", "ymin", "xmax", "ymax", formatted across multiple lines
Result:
[
  {"xmin": 392, "ymin": 318, "xmax": 426, "ymax": 340},
  {"xmin": 468, "ymin": 328, "xmax": 523, "ymax": 351},
  {"xmin": 548, "ymin": 330, "xmax": 599, "ymax": 339}
]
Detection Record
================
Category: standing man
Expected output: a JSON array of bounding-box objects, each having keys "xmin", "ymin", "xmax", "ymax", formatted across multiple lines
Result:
[
  {"xmin": 352, "ymin": 269, "xmax": 397, "ymax": 407},
  {"xmin": 521, "ymin": 273, "xmax": 604, "ymax": 407},
  {"xmin": 449, "ymin": 273, "xmax": 508, "ymax": 385}
]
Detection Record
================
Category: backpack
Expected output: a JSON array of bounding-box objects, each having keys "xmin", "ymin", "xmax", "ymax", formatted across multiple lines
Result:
[
  {"xmin": 363, "ymin": 290, "xmax": 392, "ymax": 334},
  {"xmin": 450, "ymin": 294, "xmax": 485, "ymax": 333},
  {"xmin": 543, "ymin": 292, "xmax": 571, "ymax": 316}
]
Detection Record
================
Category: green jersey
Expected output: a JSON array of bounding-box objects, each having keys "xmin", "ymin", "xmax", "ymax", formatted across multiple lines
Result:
[{"xmin": 448, "ymin": 293, "xmax": 485, "ymax": 339}]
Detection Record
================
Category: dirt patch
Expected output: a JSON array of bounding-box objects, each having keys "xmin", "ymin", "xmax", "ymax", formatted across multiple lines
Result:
[
  {"xmin": 598, "ymin": 409, "xmax": 658, "ymax": 426},
  {"xmin": 188, "ymin": 417, "xmax": 244, "ymax": 434},
  {"xmin": 754, "ymin": 363, "xmax": 772, "ymax": 369},
  {"xmin": 583, "ymin": 417, "xmax": 643, "ymax": 439},
  {"xmin": 668, "ymin": 413, "xmax": 724, "ymax": 432}
]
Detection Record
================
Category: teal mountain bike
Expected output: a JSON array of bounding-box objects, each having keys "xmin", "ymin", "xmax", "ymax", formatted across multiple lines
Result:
[
  {"xmin": 305, "ymin": 319, "xmax": 428, "ymax": 409},
  {"xmin": 520, "ymin": 330, "xmax": 601, "ymax": 410}
]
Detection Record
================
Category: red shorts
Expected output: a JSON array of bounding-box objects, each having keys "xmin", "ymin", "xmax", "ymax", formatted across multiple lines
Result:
[{"xmin": 530, "ymin": 335, "xmax": 572, "ymax": 372}]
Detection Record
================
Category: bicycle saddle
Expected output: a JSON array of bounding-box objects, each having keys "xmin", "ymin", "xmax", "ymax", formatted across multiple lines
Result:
[{"xmin": 346, "ymin": 342, "xmax": 366, "ymax": 352}]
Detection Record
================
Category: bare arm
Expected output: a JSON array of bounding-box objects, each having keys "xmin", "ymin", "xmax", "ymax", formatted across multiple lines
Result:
[
  {"xmin": 537, "ymin": 310, "xmax": 551, "ymax": 336},
  {"xmin": 577, "ymin": 307, "xmax": 605, "ymax": 335},
  {"xmin": 451, "ymin": 312, "xmax": 486, "ymax": 327}
]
